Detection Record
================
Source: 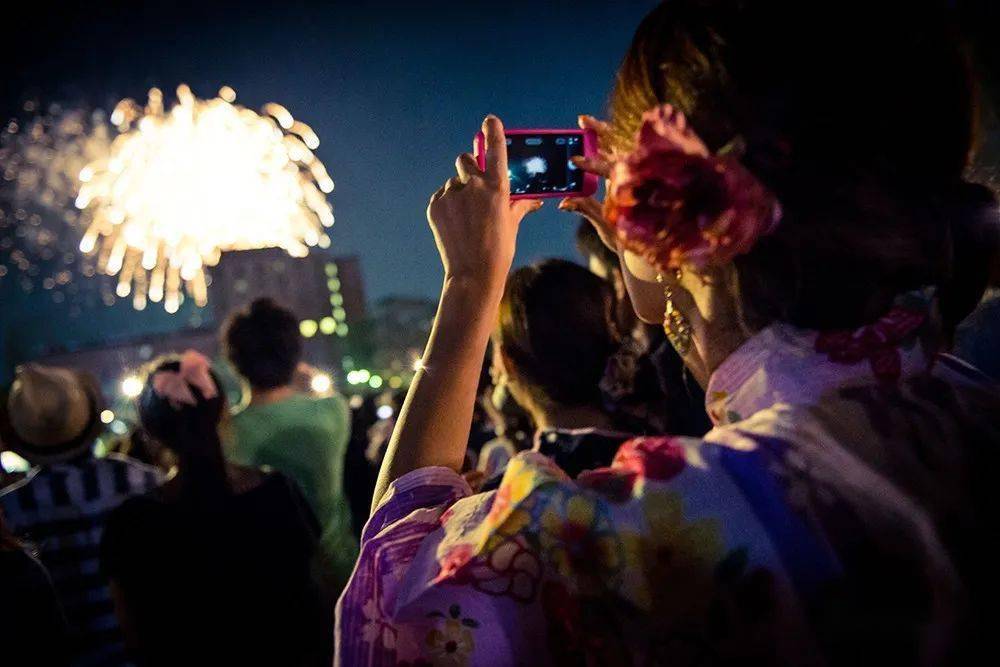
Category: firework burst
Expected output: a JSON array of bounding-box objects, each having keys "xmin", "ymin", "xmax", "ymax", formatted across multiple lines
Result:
[{"xmin": 75, "ymin": 84, "xmax": 335, "ymax": 312}]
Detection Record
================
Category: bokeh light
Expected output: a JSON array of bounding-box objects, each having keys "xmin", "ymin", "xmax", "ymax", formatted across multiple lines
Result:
[
  {"xmin": 120, "ymin": 374, "xmax": 143, "ymax": 398},
  {"xmin": 310, "ymin": 372, "xmax": 332, "ymax": 394}
]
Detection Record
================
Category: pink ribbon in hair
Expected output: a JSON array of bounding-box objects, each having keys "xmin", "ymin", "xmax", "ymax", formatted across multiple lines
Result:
[{"xmin": 151, "ymin": 350, "xmax": 219, "ymax": 410}]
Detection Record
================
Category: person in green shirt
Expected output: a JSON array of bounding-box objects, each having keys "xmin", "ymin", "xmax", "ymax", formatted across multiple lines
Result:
[{"xmin": 222, "ymin": 298, "xmax": 358, "ymax": 594}]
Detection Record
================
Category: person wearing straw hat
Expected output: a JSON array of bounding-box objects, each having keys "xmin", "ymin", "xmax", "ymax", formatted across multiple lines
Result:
[{"xmin": 0, "ymin": 363, "xmax": 162, "ymax": 666}]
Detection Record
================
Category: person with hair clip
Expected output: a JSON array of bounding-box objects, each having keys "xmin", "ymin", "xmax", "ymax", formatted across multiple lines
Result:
[
  {"xmin": 480, "ymin": 258, "xmax": 633, "ymax": 491},
  {"xmin": 99, "ymin": 351, "xmax": 329, "ymax": 667},
  {"xmin": 337, "ymin": 3, "xmax": 999, "ymax": 665}
]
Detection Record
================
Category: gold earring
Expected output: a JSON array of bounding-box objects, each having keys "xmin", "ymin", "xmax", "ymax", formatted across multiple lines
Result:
[{"xmin": 657, "ymin": 270, "xmax": 692, "ymax": 356}]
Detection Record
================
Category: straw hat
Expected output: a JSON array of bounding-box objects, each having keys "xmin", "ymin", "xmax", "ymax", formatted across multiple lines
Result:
[{"xmin": 0, "ymin": 364, "xmax": 105, "ymax": 464}]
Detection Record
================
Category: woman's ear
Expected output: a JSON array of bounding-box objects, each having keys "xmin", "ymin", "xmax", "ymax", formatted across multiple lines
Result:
[{"xmin": 620, "ymin": 252, "xmax": 667, "ymax": 324}]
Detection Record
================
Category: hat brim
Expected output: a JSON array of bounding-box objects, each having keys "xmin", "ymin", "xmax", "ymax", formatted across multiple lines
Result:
[{"xmin": 0, "ymin": 371, "xmax": 106, "ymax": 465}]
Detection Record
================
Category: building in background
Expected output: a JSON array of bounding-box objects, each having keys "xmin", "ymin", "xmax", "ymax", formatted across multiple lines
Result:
[
  {"xmin": 16, "ymin": 251, "xmax": 366, "ymax": 411},
  {"xmin": 210, "ymin": 248, "xmax": 366, "ymax": 367}
]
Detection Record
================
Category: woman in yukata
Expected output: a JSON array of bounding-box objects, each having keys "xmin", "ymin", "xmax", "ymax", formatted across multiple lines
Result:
[{"xmin": 337, "ymin": 2, "xmax": 999, "ymax": 664}]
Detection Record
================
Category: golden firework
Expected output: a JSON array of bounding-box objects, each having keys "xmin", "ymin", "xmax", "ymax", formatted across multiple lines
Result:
[{"xmin": 76, "ymin": 85, "xmax": 334, "ymax": 312}]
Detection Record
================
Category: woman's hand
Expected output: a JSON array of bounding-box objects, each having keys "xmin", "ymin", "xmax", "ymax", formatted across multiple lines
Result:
[
  {"xmin": 427, "ymin": 115, "xmax": 542, "ymax": 295},
  {"xmin": 372, "ymin": 116, "xmax": 540, "ymax": 511},
  {"xmin": 558, "ymin": 114, "xmax": 619, "ymax": 252}
]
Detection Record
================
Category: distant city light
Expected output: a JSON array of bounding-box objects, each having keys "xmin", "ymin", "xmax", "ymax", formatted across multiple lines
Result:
[
  {"xmin": 121, "ymin": 375, "xmax": 143, "ymax": 398},
  {"xmin": 346, "ymin": 369, "xmax": 371, "ymax": 385},
  {"xmin": 388, "ymin": 376, "xmax": 403, "ymax": 389},
  {"xmin": 110, "ymin": 420, "xmax": 128, "ymax": 435},
  {"xmin": 376, "ymin": 405, "xmax": 393, "ymax": 420},
  {"xmin": 100, "ymin": 409, "xmax": 115, "ymax": 424},
  {"xmin": 348, "ymin": 395, "xmax": 363, "ymax": 409},
  {"xmin": 299, "ymin": 319, "xmax": 318, "ymax": 337},
  {"xmin": 325, "ymin": 263, "xmax": 339, "ymax": 277},
  {"xmin": 369, "ymin": 375, "xmax": 384, "ymax": 389},
  {"xmin": 336, "ymin": 323, "xmax": 349, "ymax": 337},
  {"xmin": 319, "ymin": 317, "xmax": 336, "ymax": 335},
  {"xmin": 412, "ymin": 357, "xmax": 425, "ymax": 372},
  {"xmin": 310, "ymin": 372, "xmax": 332, "ymax": 394}
]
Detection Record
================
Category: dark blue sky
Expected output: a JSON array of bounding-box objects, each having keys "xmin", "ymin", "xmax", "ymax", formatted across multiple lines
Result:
[{"xmin": 8, "ymin": 0, "xmax": 654, "ymax": 301}]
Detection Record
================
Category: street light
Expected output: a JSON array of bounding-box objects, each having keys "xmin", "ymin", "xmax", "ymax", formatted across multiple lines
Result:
[
  {"xmin": 121, "ymin": 375, "xmax": 143, "ymax": 398},
  {"xmin": 310, "ymin": 373, "xmax": 332, "ymax": 394}
]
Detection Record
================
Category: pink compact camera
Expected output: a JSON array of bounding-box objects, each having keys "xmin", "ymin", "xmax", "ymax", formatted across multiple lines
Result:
[{"xmin": 474, "ymin": 128, "xmax": 599, "ymax": 200}]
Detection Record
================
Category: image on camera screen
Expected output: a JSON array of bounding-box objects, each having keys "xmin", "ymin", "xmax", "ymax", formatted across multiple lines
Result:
[{"xmin": 506, "ymin": 134, "xmax": 584, "ymax": 195}]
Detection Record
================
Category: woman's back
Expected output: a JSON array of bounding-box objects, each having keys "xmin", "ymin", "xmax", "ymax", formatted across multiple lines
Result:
[
  {"xmin": 101, "ymin": 471, "xmax": 328, "ymax": 666},
  {"xmin": 336, "ymin": 319, "xmax": 998, "ymax": 666}
]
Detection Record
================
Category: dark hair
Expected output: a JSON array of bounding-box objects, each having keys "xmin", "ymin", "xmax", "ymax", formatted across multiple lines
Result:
[
  {"xmin": 138, "ymin": 358, "xmax": 228, "ymax": 499},
  {"xmin": 138, "ymin": 359, "xmax": 224, "ymax": 451},
  {"xmin": 223, "ymin": 298, "xmax": 302, "ymax": 390},
  {"xmin": 496, "ymin": 259, "xmax": 618, "ymax": 407},
  {"xmin": 611, "ymin": 1, "xmax": 999, "ymax": 334}
]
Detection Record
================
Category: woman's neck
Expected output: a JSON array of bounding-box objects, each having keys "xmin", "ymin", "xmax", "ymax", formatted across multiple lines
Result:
[
  {"xmin": 677, "ymin": 268, "xmax": 751, "ymax": 389},
  {"xmin": 249, "ymin": 384, "xmax": 296, "ymax": 406},
  {"xmin": 531, "ymin": 403, "xmax": 613, "ymax": 432},
  {"xmin": 166, "ymin": 447, "xmax": 232, "ymax": 501}
]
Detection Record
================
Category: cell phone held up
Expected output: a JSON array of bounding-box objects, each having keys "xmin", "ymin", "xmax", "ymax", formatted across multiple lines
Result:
[{"xmin": 474, "ymin": 128, "xmax": 599, "ymax": 200}]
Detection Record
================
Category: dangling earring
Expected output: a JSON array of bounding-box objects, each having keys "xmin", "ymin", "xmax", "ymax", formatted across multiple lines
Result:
[{"xmin": 657, "ymin": 270, "xmax": 692, "ymax": 356}]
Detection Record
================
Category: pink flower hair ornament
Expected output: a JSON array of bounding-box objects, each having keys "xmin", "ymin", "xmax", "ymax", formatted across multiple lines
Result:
[
  {"xmin": 603, "ymin": 105, "xmax": 782, "ymax": 272},
  {"xmin": 151, "ymin": 350, "xmax": 218, "ymax": 410}
]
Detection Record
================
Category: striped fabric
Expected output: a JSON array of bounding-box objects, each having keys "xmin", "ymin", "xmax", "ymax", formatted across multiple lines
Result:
[{"xmin": 1, "ymin": 454, "xmax": 163, "ymax": 666}]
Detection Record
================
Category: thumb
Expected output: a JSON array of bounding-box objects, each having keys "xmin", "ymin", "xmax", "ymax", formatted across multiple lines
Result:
[{"xmin": 510, "ymin": 199, "xmax": 543, "ymax": 223}]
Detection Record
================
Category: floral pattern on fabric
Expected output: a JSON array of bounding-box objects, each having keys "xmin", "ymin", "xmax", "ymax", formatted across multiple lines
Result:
[
  {"xmin": 337, "ymin": 304, "xmax": 990, "ymax": 666},
  {"xmin": 814, "ymin": 306, "xmax": 926, "ymax": 382},
  {"xmin": 705, "ymin": 293, "xmax": 939, "ymax": 428}
]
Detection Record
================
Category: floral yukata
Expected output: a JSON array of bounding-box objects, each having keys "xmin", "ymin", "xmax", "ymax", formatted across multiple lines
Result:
[{"xmin": 337, "ymin": 302, "xmax": 997, "ymax": 666}]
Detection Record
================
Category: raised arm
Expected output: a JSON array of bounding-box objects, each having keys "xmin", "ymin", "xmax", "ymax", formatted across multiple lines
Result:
[{"xmin": 371, "ymin": 116, "xmax": 542, "ymax": 511}]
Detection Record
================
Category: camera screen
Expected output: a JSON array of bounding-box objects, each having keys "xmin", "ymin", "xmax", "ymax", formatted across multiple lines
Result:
[{"xmin": 506, "ymin": 133, "xmax": 585, "ymax": 196}]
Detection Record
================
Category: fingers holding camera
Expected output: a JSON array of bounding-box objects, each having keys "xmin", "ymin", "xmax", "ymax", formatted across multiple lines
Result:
[
  {"xmin": 578, "ymin": 114, "xmax": 618, "ymax": 161},
  {"xmin": 455, "ymin": 152, "xmax": 481, "ymax": 183},
  {"xmin": 483, "ymin": 115, "xmax": 509, "ymax": 188},
  {"xmin": 570, "ymin": 155, "xmax": 613, "ymax": 179},
  {"xmin": 426, "ymin": 116, "xmax": 541, "ymax": 290},
  {"xmin": 444, "ymin": 176, "xmax": 465, "ymax": 192}
]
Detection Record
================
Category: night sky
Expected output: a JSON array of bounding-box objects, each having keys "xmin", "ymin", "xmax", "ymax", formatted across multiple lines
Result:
[
  {"xmin": 4, "ymin": 1, "xmax": 655, "ymax": 298},
  {"xmin": 1, "ymin": 0, "xmax": 656, "ymax": 375}
]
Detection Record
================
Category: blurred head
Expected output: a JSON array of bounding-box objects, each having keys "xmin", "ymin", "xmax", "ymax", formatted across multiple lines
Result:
[
  {"xmin": 608, "ymin": 1, "xmax": 997, "ymax": 377},
  {"xmin": 491, "ymin": 259, "xmax": 618, "ymax": 419},
  {"xmin": 138, "ymin": 356, "xmax": 225, "ymax": 458},
  {"xmin": 223, "ymin": 298, "xmax": 302, "ymax": 390},
  {"xmin": 0, "ymin": 364, "xmax": 105, "ymax": 464}
]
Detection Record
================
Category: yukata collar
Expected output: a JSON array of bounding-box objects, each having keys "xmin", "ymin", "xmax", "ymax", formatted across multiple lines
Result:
[{"xmin": 705, "ymin": 290, "xmax": 941, "ymax": 427}]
